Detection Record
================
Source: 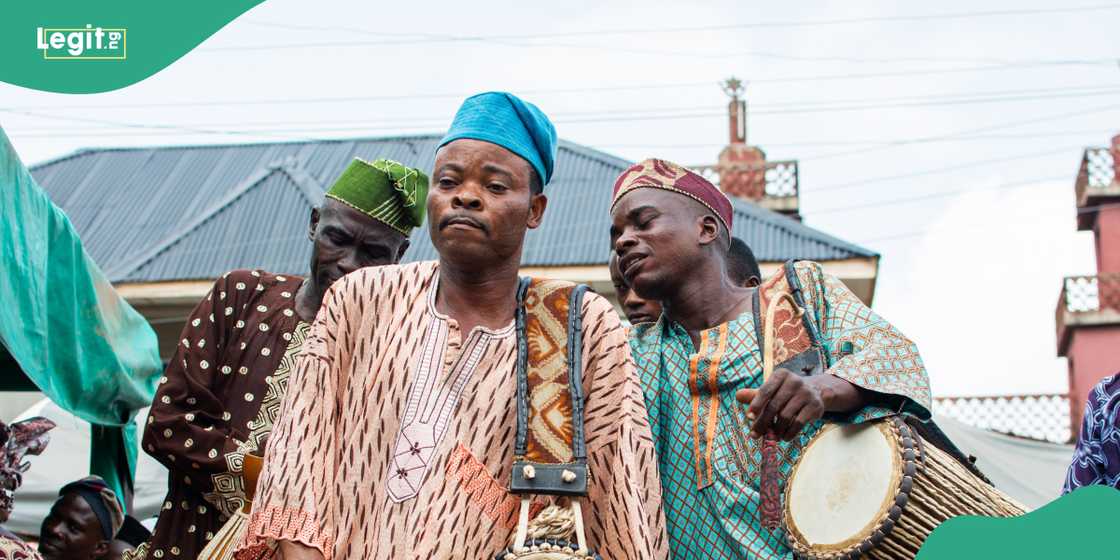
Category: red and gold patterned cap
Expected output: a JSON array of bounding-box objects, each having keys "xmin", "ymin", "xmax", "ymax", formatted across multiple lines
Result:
[{"xmin": 610, "ymin": 158, "xmax": 733, "ymax": 237}]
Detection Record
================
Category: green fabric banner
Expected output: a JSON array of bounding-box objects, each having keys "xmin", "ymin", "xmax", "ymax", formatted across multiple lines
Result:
[{"xmin": 0, "ymin": 126, "xmax": 161, "ymax": 508}]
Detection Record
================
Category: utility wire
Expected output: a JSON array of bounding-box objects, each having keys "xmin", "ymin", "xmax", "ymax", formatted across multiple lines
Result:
[{"xmin": 206, "ymin": 5, "xmax": 1120, "ymax": 49}]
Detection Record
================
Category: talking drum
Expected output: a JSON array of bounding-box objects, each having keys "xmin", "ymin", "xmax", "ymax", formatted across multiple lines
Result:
[{"xmin": 783, "ymin": 417, "xmax": 1026, "ymax": 560}]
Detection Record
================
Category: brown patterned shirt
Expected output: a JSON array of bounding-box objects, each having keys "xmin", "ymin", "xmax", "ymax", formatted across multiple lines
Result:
[
  {"xmin": 139, "ymin": 269, "xmax": 305, "ymax": 560},
  {"xmin": 237, "ymin": 261, "xmax": 668, "ymax": 560}
]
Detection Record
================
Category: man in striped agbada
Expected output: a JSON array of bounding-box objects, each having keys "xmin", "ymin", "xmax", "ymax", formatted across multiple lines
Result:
[{"xmin": 236, "ymin": 92, "xmax": 668, "ymax": 560}]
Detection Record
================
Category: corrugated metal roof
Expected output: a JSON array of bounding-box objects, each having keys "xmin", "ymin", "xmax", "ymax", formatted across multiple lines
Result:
[{"xmin": 29, "ymin": 134, "xmax": 876, "ymax": 283}]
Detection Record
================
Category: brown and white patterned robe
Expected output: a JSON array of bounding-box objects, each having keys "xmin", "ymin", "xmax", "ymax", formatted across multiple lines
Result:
[
  {"xmin": 236, "ymin": 261, "xmax": 668, "ymax": 560},
  {"xmin": 137, "ymin": 269, "xmax": 306, "ymax": 560}
]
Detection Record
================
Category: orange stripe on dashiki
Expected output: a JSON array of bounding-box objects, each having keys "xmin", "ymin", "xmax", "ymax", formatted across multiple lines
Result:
[
  {"xmin": 704, "ymin": 323, "xmax": 729, "ymax": 484},
  {"xmin": 688, "ymin": 331, "xmax": 710, "ymax": 489}
]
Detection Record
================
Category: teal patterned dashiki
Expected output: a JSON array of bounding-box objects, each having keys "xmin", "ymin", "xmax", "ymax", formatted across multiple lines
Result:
[{"xmin": 630, "ymin": 261, "xmax": 932, "ymax": 559}]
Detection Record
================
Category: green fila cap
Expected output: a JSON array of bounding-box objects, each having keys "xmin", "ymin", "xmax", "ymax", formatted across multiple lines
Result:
[{"xmin": 324, "ymin": 158, "xmax": 429, "ymax": 235}]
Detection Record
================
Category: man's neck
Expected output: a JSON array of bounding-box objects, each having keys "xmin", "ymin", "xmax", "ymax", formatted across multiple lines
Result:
[
  {"xmin": 436, "ymin": 257, "xmax": 522, "ymax": 334},
  {"xmin": 663, "ymin": 261, "xmax": 752, "ymax": 341},
  {"xmin": 293, "ymin": 278, "xmax": 323, "ymax": 323}
]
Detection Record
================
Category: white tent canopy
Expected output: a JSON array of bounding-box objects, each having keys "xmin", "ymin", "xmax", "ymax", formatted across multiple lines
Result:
[
  {"xmin": 933, "ymin": 416, "xmax": 1073, "ymax": 510},
  {"xmin": 7, "ymin": 398, "xmax": 167, "ymax": 536}
]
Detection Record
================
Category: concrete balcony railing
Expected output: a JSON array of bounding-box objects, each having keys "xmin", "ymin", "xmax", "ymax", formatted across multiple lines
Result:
[
  {"xmin": 1056, "ymin": 272, "xmax": 1120, "ymax": 355},
  {"xmin": 932, "ymin": 393, "xmax": 1071, "ymax": 444},
  {"xmin": 1075, "ymin": 146, "xmax": 1120, "ymax": 229},
  {"xmin": 691, "ymin": 160, "xmax": 800, "ymax": 215}
]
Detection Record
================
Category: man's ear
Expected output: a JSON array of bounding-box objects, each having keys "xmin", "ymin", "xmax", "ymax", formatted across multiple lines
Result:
[
  {"xmin": 308, "ymin": 207, "xmax": 321, "ymax": 242},
  {"xmin": 698, "ymin": 214, "xmax": 720, "ymax": 247},
  {"xmin": 93, "ymin": 539, "xmax": 110, "ymax": 559},
  {"xmin": 394, "ymin": 238, "xmax": 411, "ymax": 262},
  {"xmin": 527, "ymin": 193, "xmax": 548, "ymax": 229}
]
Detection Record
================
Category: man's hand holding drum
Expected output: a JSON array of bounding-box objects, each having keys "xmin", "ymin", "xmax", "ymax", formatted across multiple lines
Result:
[{"xmin": 736, "ymin": 369, "xmax": 866, "ymax": 441}]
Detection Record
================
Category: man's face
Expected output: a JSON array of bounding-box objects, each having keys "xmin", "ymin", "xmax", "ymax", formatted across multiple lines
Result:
[
  {"xmin": 308, "ymin": 199, "xmax": 409, "ymax": 292},
  {"xmin": 610, "ymin": 188, "xmax": 714, "ymax": 300},
  {"xmin": 428, "ymin": 139, "xmax": 546, "ymax": 267},
  {"xmin": 610, "ymin": 255, "xmax": 662, "ymax": 325},
  {"xmin": 39, "ymin": 494, "xmax": 107, "ymax": 560}
]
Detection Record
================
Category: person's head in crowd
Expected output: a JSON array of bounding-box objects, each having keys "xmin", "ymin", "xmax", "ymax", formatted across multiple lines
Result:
[
  {"xmin": 300, "ymin": 158, "xmax": 427, "ymax": 319},
  {"xmin": 0, "ymin": 417, "xmax": 55, "ymax": 526},
  {"xmin": 728, "ymin": 236, "xmax": 762, "ymax": 287},
  {"xmin": 610, "ymin": 158, "xmax": 736, "ymax": 302},
  {"xmin": 108, "ymin": 515, "xmax": 150, "ymax": 560},
  {"xmin": 430, "ymin": 92, "xmax": 555, "ymax": 273},
  {"xmin": 609, "ymin": 253, "xmax": 662, "ymax": 325},
  {"xmin": 39, "ymin": 476, "xmax": 124, "ymax": 560}
]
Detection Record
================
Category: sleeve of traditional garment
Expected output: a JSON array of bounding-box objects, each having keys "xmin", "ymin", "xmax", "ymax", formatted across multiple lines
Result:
[
  {"xmin": 1063, "ymin": 380, "xmax": 1109, "ymax": 493},
  {"xmin": 580, "ymin": 294, "xmax": 670, "ymax": 560},
  {"xmin": 237, "ymin": 276, "xmax": 357, "ymax": 559},
  {"xmin": 142, "ymin": 272, "xmax": 249, "ymax": 496},
  {"xmin": 793, "ymin": 261, "xmax": 932, "ymax": 422}
]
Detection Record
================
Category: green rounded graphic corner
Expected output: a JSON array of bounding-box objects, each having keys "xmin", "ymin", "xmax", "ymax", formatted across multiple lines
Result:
[
  {"xmin": 917, "ymin": 485, "xmax": 1120, "ymax": 559},
  {"xmin": 0, "ymin": 1, "xmax": 266, "ymax": 94}
]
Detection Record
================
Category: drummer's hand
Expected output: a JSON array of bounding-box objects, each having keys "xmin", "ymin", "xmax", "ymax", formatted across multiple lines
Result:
[{"xmin": 736, "ymin": 371, "xmax": 861, "ymax": 441}]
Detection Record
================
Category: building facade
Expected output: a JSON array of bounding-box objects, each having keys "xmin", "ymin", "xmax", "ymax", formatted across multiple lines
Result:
[{"xmin": 1056, "ymin": 134, "xmax": 1120, "ymax": 437}]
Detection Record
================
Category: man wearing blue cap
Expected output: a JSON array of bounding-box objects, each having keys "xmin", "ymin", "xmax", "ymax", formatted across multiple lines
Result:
[{"xmin": 237, "ymin": 93, "xmax": 668, "ymax": 560}]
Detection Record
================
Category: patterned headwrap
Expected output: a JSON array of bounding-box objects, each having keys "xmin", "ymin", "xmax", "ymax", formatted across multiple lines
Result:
[
  {"xmin": 439, "ymin": 92, "xmax": 558, "ymax": 185},
  {"xmin": 59, "ymin": 476, "xmax": 124, "ymax": 540},
  {"xmin": 610, "ymin": 158, "xmax": 734, "ymax": 243},
  {"xmin": 0, "ymin": 417, "xmax": 55, "ymax": 515},
  {"xmin": 325, "ymin": 158, "xmax": 429, "ymax": 235}
]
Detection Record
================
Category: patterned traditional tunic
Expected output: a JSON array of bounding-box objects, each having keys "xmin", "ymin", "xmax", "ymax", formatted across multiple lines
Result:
[
  {"xmin": 137, "ymin": 270, "xmax": 307, "ymax": 560},
  {"xmin": 236, "ymin": 261, "xmax": 668, "ymax": 560},
  {"xmin": 1064, "ymin": 373, "xmax": 1120, "ymax": 493},
  {"xmin": 631, "ymin": 261, "xmax": 931, "ymax": 560},
  {"xmin": 0, "ymin": 536, "xmax": 40, "ymax": 560}
]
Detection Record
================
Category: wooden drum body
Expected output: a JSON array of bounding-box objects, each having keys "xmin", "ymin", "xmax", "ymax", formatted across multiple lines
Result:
[{"xmin": 784, "ymin": 417, "xmax": 1026, "ymax": 560}]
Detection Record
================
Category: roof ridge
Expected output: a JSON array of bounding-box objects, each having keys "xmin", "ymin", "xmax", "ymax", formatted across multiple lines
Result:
[
  {"xmin": 108, "ymin": 161, "xmax": 302, "ymax": 280},
  {"xmin": 37, "ymin": 133, "xmax": 447, "ymax": 160},
  {"xmin": 271, "ymin": 157, "xmax": 326, "ymax": 207}
]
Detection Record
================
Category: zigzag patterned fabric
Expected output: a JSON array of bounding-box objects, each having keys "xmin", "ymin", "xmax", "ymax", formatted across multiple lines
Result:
[{"xmin": 523, "ymin": 279, "xmax": 579, "ymax": 464}]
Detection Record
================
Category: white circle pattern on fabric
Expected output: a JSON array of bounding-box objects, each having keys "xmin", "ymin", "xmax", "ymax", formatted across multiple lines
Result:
[
  {"xmin": 184, "ymin": 439, "xmax": 193, "ymax": 448},
  {"xmin": 221, "ymin": 365, "xmax": 231, "ymax": 374},
  {"xmin": 259, "ymin": 324, "xmax": 269, "ymax": 332},
  {"xmin": 283, "ymin": 309, "xmax": 294, "ymax": 317},
  {"xmin": 199, "ymin": 360, "xmax": 209, "ymax": 369},
  {"xmin": 207, "ymin": 449, "xmax": 217, "ymax": 459},
  {"xmin": 225, "ymin": 307, "xmax": 233, "ymax": 316},
  {"xmin": 160, "ymin": 396, "xmax": 170, "ymax": 404},
  {"xmin": 222, "ymin": 412, "xmax": 231, "ymax": 421},
  {"xmin": 191, "ymin": 318, "xmax": 201, "ymax": 327},
  {"xmin": 236, "ymin": 320, "xmax": 245, "ymax": 329},
  {"xmin": 261, "ymin": 347, "xmax": 271, "ymax": 356},
  {"xmin": 244, "ymin": 393, "xmax": 254, "ymax": 402},
  {"xmin": 238, "ymin": 366, "xmax": 248, "ymax": 375},
  {"xmin": 236, "ymin": 282, "xmax": 245, "ymax": 290},
  {"xmin": 257, "ymin": 305, "xmax": 268, "ymax": 312},
  {"xmin": 185, "ymin": 413, "xmax": 195, "ymax": 422},
  {"xmin": 277, "ymin": 276, "xmax": 286, "ymax": 282},
  {"xmin": 163, "ymin": 429, "xmax": 172, "ymax": 438}
]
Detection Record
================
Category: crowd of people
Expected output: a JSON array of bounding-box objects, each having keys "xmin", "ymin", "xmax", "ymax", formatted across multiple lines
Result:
[{"xmin": 0, "ymin": 90, "xmax": 1114, "ymax": 560}]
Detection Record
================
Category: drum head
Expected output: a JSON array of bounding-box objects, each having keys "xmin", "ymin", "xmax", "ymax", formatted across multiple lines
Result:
[{"xmin": 785, "ymin": 422, "xmax": 901, "ymax": 551}]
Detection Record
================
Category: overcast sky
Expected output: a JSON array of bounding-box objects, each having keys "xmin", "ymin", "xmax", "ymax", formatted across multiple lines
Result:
[{"xmin": 2, "ymin": 0, "xmax": 1116, "ymax": 397}]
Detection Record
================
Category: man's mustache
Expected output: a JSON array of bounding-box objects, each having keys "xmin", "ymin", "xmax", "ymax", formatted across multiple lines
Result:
[{"xmin": 439, "ymin": 213, "xmax": 488, "ymax": 233}]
